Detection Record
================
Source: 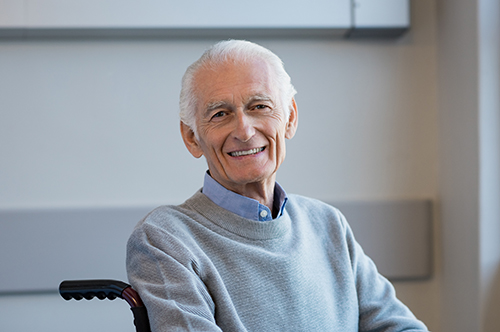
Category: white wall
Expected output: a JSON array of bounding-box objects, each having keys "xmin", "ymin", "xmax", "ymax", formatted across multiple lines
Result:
[{"xmin": 0, "ymin": 1, "xmax": 442, "ymax": 331}]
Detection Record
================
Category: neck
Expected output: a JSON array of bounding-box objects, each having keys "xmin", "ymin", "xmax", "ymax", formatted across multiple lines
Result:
[
  {"xmin": 236, "ymin": 183, "xmax": 275, "ymax": 212},
  {"xmin": 217, "ymin": 177, "xmax": 276, "ymax": 212}
]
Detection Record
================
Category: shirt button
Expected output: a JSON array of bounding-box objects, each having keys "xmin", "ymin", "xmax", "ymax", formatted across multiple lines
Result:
[{"xmin": 260, "ymin": 210, "xmax": 268, "ymax": 218}]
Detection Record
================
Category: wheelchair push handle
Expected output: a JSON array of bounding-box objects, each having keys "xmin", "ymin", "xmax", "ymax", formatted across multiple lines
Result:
[
  {"xmin": 59, "ymin": 279, "xmax": 144, "ymax": 307},
  {"xmin": 59, "ymin": 279, "xmax": 151, "ymax": 332}
]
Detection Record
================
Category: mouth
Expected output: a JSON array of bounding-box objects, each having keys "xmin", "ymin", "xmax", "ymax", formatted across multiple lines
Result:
[{"xmin": 228, "ymin": 147, "xmax": 265, "ymax": 157}]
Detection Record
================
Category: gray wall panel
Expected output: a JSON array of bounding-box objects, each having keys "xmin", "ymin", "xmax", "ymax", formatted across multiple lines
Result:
[{"xmin": 0, "ymin": 200, "xmax": 432, "ymax": 293}]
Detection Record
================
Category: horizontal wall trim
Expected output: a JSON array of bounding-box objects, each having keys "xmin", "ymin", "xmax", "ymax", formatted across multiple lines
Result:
[
  {"xmin": 0, "ymin": 27, "xmax": 410, "ymax": 39},
  {"xmin": 0, "ymin": 27, "xmax": 349, "ymax": 39}
]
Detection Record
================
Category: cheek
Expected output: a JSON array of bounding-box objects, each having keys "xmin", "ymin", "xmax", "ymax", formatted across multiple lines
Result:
[
  {"xmin": 266, "ymin": 127, "xmax": 288, "ymax": 160},
  {"xmin": 198, "ymin": 128, "xmax": 226, "ymax": 151}
]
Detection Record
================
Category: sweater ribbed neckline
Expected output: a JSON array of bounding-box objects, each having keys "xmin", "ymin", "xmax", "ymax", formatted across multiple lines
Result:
[{"xmin": 183, "ymin": 190, "xmax": 292, "ymax": 241}]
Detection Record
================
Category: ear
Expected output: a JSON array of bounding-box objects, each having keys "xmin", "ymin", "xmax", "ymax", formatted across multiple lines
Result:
[
  {"xmin": 285, "ymin": 98, "xmax": 298, "ymax": 139},
  {"xmin": 180, "ymin": 121, "xmax": 204, "ymax": 158}
]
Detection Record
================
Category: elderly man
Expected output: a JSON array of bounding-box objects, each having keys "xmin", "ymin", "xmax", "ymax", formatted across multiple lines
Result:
[{"xmin": 127, "ymin": 40, "xmax": 428, "ymax": 331}]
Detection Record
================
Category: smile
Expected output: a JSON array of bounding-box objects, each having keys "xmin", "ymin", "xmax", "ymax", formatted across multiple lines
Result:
[{"xmin": 228, "ymin": 147, "xmax": 265, "ymax": 157}]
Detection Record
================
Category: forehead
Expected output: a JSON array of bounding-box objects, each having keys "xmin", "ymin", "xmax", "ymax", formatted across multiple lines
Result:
[{"xmin": 193, "ymin": 58, "xmax": 278, "ymax": 108}]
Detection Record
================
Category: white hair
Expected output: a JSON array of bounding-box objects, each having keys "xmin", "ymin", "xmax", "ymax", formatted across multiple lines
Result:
[{"xmin": 179, "ymin": 40, "xmax": 297, "ymax": 137}]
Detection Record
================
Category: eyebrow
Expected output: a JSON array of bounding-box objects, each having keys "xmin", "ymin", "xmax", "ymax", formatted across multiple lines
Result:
[
  {"xmin": 248, "ymin": 93, "xmax": 273, "ymax": 102},
  {"xmin": 203, "ymin": 94, "xmax": 276, "ymax": 117},
  {"xmin": 205, "ymin": 101, "xmax": 229, "ymax": 115}
]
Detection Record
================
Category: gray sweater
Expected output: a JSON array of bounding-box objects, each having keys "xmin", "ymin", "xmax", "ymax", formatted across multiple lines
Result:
[{"xmin": 127, "ymin": 191, "xmax": 428, "ymax": 331}]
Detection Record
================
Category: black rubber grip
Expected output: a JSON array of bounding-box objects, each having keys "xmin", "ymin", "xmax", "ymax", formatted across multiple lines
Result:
[{"xmin": 59, "ymin": 279, "xmax": 130, "ymax": 301}]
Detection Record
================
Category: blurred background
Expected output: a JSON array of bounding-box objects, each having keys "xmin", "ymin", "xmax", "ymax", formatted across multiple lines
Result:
[{"xmin": 1, "ymin": 0, "xmax": 499, "ymax": 331}]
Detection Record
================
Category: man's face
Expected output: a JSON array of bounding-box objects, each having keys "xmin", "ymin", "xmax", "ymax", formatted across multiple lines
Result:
[{"xmin": 181, "ymin": 58, "xmax": 297, "ymax": 195}]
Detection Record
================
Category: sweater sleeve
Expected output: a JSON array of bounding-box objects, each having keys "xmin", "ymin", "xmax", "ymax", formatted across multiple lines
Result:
[
  {"xmin": 338, "ymin": 211, "xmax": 429, "ymax": 332},
  {"xmin": 126, "ymin": 218, "xmax": 223, "ymax": 332}
]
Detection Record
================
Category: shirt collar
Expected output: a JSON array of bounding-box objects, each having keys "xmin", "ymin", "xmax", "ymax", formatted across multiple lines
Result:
[{"xmin": 202, "ymin": 171, "xmax": 288, "ymax": 222}]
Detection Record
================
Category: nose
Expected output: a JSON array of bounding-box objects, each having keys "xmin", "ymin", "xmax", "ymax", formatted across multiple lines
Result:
[{"xmin": 232, "ymin": 111, "xmax": 255, "ymax": 142}]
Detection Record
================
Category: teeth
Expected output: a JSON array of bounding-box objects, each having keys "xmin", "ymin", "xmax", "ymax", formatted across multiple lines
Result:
[{"xmin": 230, "ymin": 147, "xmax": 264, "ymax": 157}]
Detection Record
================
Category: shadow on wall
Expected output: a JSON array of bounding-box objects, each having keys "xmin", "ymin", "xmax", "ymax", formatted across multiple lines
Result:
[{"xmin": 485, "ymin": 264, "xmax": 500, "ymax": 332}]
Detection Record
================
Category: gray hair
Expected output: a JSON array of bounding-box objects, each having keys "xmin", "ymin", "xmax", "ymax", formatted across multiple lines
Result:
[{"xmin": 179, "ymin": 40, "xmax": 297, "ymax": 137}]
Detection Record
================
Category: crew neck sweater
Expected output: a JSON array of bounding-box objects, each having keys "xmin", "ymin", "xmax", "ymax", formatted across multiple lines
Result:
[{"xmin": 126, "ymin": 190, "xmax": 428, "ymax": 332}]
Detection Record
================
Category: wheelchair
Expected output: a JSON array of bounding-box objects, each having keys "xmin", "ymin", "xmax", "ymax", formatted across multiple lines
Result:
[{"xmin": 59, "ymin": 279, "xmax": 151, "ymax": 332}]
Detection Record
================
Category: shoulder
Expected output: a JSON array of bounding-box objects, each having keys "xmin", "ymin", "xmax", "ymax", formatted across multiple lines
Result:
[
  {"xmin": 134, "ymin": 190, "xmax": 207, "ymax": 229},
  {"xmin": 127, "ymin": 191, "xmax": 210, "ymax": 250},
  {"xmin": 285, "ymin": 194, "xmax": 349, "ymax": 233}
]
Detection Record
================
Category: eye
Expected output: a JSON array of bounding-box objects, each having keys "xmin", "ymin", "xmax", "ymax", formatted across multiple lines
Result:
[
  {"xmin": 254, "ymin": 104, "xmax": 270, "ymax": 110},
  {"xmin": 211, "ymin": 111, "xmax": 227, "ymax": 120}
]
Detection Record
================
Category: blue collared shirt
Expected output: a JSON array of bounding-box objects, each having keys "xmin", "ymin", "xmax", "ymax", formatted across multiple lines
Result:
[{"xmin": 202, "ymin": 172, "xmax": 288, "ymax": 222}]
